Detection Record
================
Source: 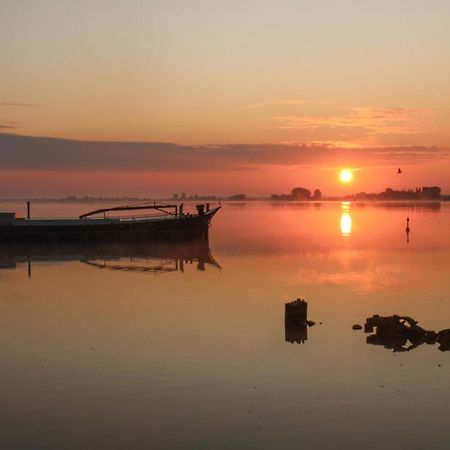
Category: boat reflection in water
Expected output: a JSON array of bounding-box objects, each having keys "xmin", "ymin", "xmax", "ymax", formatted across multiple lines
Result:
[
  {"xmin": 340, "ymin": 202, "xmax": 352, "ymax": 237},
  {"xmin": 0, "ymin": 238, "xmax": 220, "ymax": 276}
]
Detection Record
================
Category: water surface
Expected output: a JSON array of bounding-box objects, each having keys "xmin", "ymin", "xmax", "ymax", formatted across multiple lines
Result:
[{"xmin": 1, "ymin": 201, "xmax": 449, "ymax": 449}]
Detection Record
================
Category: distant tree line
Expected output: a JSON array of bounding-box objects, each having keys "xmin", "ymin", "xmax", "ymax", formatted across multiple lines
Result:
[
  {"xmin": 227, "ymin": 194, "xmax": 247, "ymax": 201},
  {"xmin": 351, "ymin": 186, "xmax": 441, "ymax": 201},
  {"xmin": 172, "ymin": 193, "xmax": 218, "ymax": 201},
  {"xmin": 271, "ymin": 187, "xmax": 322, "ymax": 201}
]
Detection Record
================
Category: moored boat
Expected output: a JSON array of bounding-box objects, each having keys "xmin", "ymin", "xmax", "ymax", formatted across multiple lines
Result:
[{"xmin": 0, "ymin": 202, "xmax": 220, "ymax": 241}]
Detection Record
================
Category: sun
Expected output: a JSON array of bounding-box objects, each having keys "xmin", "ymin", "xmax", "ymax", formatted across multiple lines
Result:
[{"xmin": 339, "ymin": 169, "xmax": 353, "ymax": 184}]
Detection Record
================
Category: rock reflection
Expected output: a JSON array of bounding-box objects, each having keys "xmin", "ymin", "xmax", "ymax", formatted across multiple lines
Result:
[
  {"xmin": 365, "ymin": 314, "xmax": 450, "ymax": 352},
  {"xmin": 0, "ymin": 239, "xmax": 220, "ymax": 276}
]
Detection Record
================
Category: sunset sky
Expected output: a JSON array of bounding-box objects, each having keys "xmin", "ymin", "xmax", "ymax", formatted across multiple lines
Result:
[{"xmin": 1, "ymin": 0, "xmax": 450, "ymax": 197}]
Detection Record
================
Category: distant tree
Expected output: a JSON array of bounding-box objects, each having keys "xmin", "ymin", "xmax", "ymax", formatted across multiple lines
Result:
[
  {"xmin": 313, "ymin": 189, "xmax": 322, "ymax": 199},
  {"xmin": 270, "ymin": 193, "xmax": 292, "ymax": 201},
  {"xmin": 291, "ymin": 187, "xmax": 311, "ymax": 200},
  {"xmin": 422, "ymin": 186, "xmax": 441, "ymax": 198},
  {"xmin": 228, "ymin": 194, "xmax": 247, "ymax": 201}
]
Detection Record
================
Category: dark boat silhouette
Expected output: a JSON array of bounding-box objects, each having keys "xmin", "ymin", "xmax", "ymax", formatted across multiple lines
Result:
[{"xmin": 0, "ymin": 202, "xmax": 220, "ymax": 241}]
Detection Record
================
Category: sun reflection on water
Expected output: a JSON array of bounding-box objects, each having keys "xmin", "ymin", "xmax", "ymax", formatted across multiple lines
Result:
[{"xmin": 340, "ymin": 202, "xmax": 352, "ymax": 236}]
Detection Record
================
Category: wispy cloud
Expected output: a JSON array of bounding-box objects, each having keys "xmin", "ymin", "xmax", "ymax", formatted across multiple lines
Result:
[
  {"xmin": 0, "ymin": 102, "xmax": 42, "ymax": 107},
  {"xmin": 274, "ymin": 106, "xmax": 437, "ymax": 136},
  {"xmin": 0, "ymin": 121, "xmax": 19, "ymax": 129},
  {"xmin": 241, "ymin": 99, "xmax": 309, "ymax": 110}
]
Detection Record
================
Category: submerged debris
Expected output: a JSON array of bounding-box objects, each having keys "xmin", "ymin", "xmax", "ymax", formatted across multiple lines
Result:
[
  {"xmin": 364, "ymin": 314, "xmax": 449, "ymax": 352},
  {"xmin": 285, "ymin": 299, "xmax": 315, "ymax": 344}
]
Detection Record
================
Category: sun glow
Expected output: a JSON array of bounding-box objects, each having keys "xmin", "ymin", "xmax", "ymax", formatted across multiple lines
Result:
[{"xmin": 339, "ymin": 169, "xmax": 353, "ymax": 183}]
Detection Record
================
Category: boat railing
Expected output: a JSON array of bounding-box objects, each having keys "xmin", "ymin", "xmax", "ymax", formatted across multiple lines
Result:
[
  {"xmin": 111, "ymin": 211, "xmax": 174, "ymax": 221},
  {"xmin": 79, "ymin": 202, "xmax": 179, "ymax": 219}
]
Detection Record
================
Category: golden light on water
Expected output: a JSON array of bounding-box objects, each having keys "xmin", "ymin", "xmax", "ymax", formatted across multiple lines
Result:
[
  {"xmin": 340, "ymin": 202, "xmax": 352, "ymax": 236},
  {"xmin": 339, "ymin": 169, "xmax": 353, "ymax": 184}
]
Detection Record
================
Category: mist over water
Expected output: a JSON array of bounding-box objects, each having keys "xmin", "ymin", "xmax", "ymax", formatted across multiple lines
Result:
[{"xmin": 1, "ymin": 201, "xmax": 449, "ymax": 450}]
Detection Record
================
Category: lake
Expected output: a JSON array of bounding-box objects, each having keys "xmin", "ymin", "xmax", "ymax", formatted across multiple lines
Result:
[{"xmin": 0, "ymin": 201, "xmax": 449, "ymax": 450}]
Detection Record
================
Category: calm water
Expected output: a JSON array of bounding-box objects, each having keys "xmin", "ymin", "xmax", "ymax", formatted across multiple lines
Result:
[{"xmin": 0, "ymin": 201, "xmax": 449, "ymax": 450}]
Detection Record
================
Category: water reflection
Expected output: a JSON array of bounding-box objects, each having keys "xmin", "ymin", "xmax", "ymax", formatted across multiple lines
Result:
[
  {"xmin": 340, "ymin": 202, "xmax": 352, "ymax": 236},
  {"xmin": 285, "ymin": 322, "xmax": 308, "ymax": 344},
  {"xmin": 374, "ymin": 201, "xmax": 441, "ymax": 211},
  {"xmin": 0, "ymin": 239, "xmax": 220, "ymax": 276},
  {"xmin": 1, "ymin": 202, "xmax": 450, "ymax": 450}
]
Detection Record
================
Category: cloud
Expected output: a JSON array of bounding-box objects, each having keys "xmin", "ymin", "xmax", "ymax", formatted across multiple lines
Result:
[
  {"xmin": 274, "ymin": 106, "xmax": 436, "ymax": 136},
  {"xmin": 241, "ymin": 99, "xmax": 309, "ymax": 110},
  {"xmin": 0, "ymin": 133, "xmax": 447, "ymax": 173},
  {"xmin": 0, "ymin": 102, "xmax": 42, "ymax": 107},
  {"xmin": 0, "ymin": 122, "xmax": 19, "ymax": 129}
]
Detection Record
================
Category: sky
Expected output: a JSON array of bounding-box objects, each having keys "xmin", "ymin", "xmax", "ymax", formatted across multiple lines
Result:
[{"xmin": 1, "ymin": 0, "xmax": 450, "ymax": 197}]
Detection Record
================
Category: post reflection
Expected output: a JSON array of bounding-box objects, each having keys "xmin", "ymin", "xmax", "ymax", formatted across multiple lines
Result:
[{"xmin": 340, "ymin": 202, "xmax": 352, "ymax": 237}]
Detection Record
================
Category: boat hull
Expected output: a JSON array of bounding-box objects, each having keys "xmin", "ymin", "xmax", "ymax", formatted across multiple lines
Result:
[{"xmin": 0, "ymin": 208, "xmax": 219, "ymax": 242}]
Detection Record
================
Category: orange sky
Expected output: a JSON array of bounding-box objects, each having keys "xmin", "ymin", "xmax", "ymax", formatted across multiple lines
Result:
[{"xmin": 1, "ymin": 1, "xmax": 450, "ymax": 196}]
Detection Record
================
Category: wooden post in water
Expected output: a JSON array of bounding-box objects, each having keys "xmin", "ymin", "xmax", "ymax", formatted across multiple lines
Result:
[
  {"xmin": 285, "ymin": 299, "xmax": 308, "ymax": 344},
  {"xmin": 285, "ymin": 298, "xmax": 308, "ymax": 325},
  {"xmin": 27, "ymin": 201, "xmax": 31, "ymax": 219}
]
